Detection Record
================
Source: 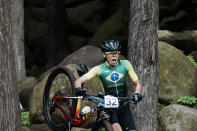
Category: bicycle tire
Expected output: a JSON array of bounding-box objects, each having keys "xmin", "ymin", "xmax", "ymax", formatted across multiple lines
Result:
[
  {"xmin": 92, "ymin": 120, "xmax": 112, "ymax": 131},
  {"xmin": 43, "ymin": 67, "xmax": 77, "ymax": 130}
]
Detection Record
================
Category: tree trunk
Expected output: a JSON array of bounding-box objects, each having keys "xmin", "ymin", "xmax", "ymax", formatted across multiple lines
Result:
[
  {"xmin": 128, "ymin": 0, "xmax": 159, "ymax": 131},
  {"xmin": 46, "ymin": 0, "xmax": 69, "ymax": 67},
  {"xmin": 0, "ymin": 0, "xmax": 21, "ymax": 130},
  {"xmin": 11, "ymin": 0, "xmax": 26, "ymax": 82}
]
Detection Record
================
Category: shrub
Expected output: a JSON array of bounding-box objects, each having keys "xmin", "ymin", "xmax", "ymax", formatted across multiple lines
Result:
[
  {"xmin": 172, "ymin": 96, "xmax": 197, "ymax": 109},
  {"xmin": 21, "ymin": 111, "xmax": 30, "ymax": 126},
  {"xmin": 187, "ymin": 52, "xmax": 197, "ymax": 69}
]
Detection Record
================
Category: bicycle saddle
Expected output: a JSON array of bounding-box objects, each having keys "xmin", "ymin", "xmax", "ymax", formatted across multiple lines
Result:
[{"xmin": 76, "ymin": 64, "xmax": 88, "ymax": 77}]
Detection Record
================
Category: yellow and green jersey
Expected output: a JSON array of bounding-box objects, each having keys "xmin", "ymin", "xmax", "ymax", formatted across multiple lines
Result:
[{"xmin": 84, "ymin": 60, "xmax": 138, "ymax": 97}]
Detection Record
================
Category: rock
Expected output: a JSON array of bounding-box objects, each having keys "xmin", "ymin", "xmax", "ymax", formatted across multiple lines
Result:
[
  {"xmin": 158, "ymin": 30, "xmax": 197, "ymax": 54},
  {"xmin": 18, "ymin": 77, "xmax": 38, "ymax": 109},
  {"xmin": 22, "ymin": 124, "xmax": 52, "ymax": 131},
  {"xmin": 64, "ymin": 0, "xmax": 79, "ymax": 6},
  {"xmin": 24, "ymin": 17, "xmax": 47, "ymax": 41},
  {"xmin": 64, "ymin": 0, "xmax": 93, "ymax": 7},
  {"xmin": 158, "ymin": 30, "xmax": 177, "ymax": 43},
  {"xmin": 59, "ymin": 45, "xmax": 126, "ymax": 68},
  {"xmin": 59, "ymin": 46, "xmax": 103, "ymax": 68},
  {"xmin": 89, "ymin": 8, "xmax": 124, "ymax": 46},
  {"xmin": 25, "ymin": 0, "xmax": 45, "ymax": 7},
  {"xmin": 158, "ymin": 104, "xmax": 197, "ymax": 131},
  {"xmin": 22, "ymin": 124, "xmax": 91, "ymax": 131},
  {"xmin": 29, "ymin": 73, "xmax": 49, "ymax": 124},
  {"xmin": 159, "ymin": 41, "xmax": 197, "ymax": 103},
  {"xmin": 25, "ymin": 7, "xmax": 47, "ymax": 23},
  {"xmin": 66, "ymin": 0, "xmax": 105, "ymax": 35},
  {"xmin": 68, "ymin": 35, "xmax": 89, "ymax": 52}
]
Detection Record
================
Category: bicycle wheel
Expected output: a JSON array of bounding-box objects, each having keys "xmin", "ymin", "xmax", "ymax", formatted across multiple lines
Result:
[
  {"xmin": 43, "ymin": 67, "xmax": 77, "ymax": 130},
  {"xmin": 92, "ymin": 120, "xmax": 112, "ymax": 131}
]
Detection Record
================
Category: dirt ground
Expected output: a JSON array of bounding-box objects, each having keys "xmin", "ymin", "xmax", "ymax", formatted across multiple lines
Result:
[{"xmin": 22, "ymin": 124, "xmax": 91, "ymax": 131}]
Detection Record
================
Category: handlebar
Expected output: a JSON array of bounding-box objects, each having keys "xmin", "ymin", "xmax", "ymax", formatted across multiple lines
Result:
[{"xmin": 82, "ymin": 92, "xmax": 140, "ymax": 107}]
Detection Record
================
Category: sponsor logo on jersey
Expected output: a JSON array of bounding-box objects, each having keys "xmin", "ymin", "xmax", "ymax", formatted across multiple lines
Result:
[
  {"xmin": 106, "ymin": 71, "xmax": 123, "ymax": 83},
  {"xmin": 117, "ymin": 67, "xmax": 121, "ymax": 71}
]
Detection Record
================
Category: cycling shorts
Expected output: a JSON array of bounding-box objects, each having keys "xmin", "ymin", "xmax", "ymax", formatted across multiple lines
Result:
[{"xmin": 106, "ymin": 104, "xmax": 136, "ymax": 131}]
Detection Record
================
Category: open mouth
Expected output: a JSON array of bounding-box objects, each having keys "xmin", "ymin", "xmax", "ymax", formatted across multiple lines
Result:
[
  {"xmin": 112, "ymin": 58, "xmax": 116, "ymax": 61},
  {"xmin": 112, "ymin": 58, "xmax": 117, "ymax": 64}
]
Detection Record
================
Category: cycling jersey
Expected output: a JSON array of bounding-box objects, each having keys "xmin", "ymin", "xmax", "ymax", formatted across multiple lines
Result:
[{"xmin": 84, "ymin": 60, "xmax": 138, "ymax": 97}]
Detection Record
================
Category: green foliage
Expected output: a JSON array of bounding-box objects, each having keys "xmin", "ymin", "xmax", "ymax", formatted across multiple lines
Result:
[
  {"xmin": 171, "ymin": 0, "xmax": 182, "ymax": 10},
  {"xmin": 192, "ymin": 0, "xmax": 197, "ymax": 13},
  {"xmin": 21, "ymin": 111, "xmax": 30, "ymax": 126},
  {"xmin": 157, "ymin": 103, "xmax": 165, "ymax": 111},
  {"xmin": 159, "ymin": 0, "xmax": 197, "ymax": 31},
  {"xmin": 98, "ymin": 128, "xmax": 106, "ymax": 131},
  {"xmin": 187, "ymin": 52, "xmax": 197, "ymax": 69},
  {"xmin": 193, "ymin": 0, "xmax": 197, "ymax": 13},
  {"xmin": 172, "ymin": 128, "xmax": 176, "ymax": 131},
  {"xmin": 172, "ymin": 96, "xmax": 197, "ymax": 109},
  {"xmin": 160, "ymin": 10, "xmax": 186, "ymax": 27},
  {"xmin": 192, "ymin": 0, "xmax": 197, "ymax": 4}
]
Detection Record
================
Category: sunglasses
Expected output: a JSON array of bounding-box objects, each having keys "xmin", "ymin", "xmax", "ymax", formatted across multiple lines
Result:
[{"xmin": 104, "ymin": 51, "xmax": 120, "ymax": 55}]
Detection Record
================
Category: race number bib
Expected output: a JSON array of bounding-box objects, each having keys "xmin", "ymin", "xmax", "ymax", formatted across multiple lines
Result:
[{"xmin": 104, "ymin": 95, "xmax": 119, "ymax": 108}]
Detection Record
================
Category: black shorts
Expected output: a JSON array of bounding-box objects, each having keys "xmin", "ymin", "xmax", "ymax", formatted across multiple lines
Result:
[{"xmin": 106, "ymin": 104, "xmax": 136, "ymax": 131}]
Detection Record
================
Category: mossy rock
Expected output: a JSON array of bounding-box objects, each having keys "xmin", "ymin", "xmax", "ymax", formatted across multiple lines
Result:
[{"xmin": 159, "ymin": 41, "xmax": 197, "ymax": 103}]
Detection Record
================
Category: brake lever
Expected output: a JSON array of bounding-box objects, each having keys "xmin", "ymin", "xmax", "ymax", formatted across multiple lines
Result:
[
  {"xmin": 129, "ymin": 96, "xmax": 137, "ymax": 105},
  {"xmin": 83, "ymin": 93, "xmax": 89, "ymax": 99}
]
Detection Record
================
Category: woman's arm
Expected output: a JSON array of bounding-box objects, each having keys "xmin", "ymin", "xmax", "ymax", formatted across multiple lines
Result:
[
  {"xmin": 74, "ymin": 75, "xmax": 88, "ymax": 88},
  {"xmin": 133, "ymin": 79, "xmax": 142, "ymax": 94}
]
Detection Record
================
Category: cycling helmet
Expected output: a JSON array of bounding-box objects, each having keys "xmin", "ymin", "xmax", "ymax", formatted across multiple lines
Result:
[{"xmin": 100, "ymin": 40, "xmax": 121, "ymax": 52}]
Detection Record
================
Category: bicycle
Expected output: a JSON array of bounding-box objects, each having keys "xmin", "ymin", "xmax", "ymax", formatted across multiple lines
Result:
[{"xmin": 43, "ymin": 64, "xmax": 138, "ymax": 131}]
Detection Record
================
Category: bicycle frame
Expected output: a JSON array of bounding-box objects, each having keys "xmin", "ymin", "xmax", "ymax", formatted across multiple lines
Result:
[{"xmin": 52, "ymin": 94, "xmax": 105, "ymax": 127}]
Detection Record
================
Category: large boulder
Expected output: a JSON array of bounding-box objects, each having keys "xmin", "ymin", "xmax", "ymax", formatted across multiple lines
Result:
[
  {"xmin": 29, "ymin": 64, "xmax": 103, "ymax": 128},
  {"xmin": 66, "ymin": 0, "xmax": 105, "ymax": 35},
  {"xmin": 59, "ymin": 46, "xmax": 103, "ymax": 68},
  {"xmin": 89, "ymin": 8, "xmax": 125, "ymax": 46},
  {"xmin": 29, "ymin": 74, "xmax": 49, "ymax": 124},
  {"xmin": 158, "ymin": 30, "xmax": 197, "ymax": 54},
  {"xmin": 68, "ymin": 35, "xmax": 89, "ymax": 52},
  {"xmin": 59, "ymin": 45, "xmax": 126, "ymax": 68},
  {"xmin": 25, "ymin": 7, "xmax": 47, "ymax": 23},
  {"xmin": 24, "ymin": 15, "xmax": 47, "ymax": 42},
  {"xmin": 159, "ymin": 41, "xmax": 197, "ymax": 103},
  {"xmin": 18, "ymin": 77, "xmax": 38, "ymax": 109},
  {"xmin": 158, "ymin": 104, "xmax": 197, "ymax": 131},
  {"xmin": 25, "ymin": 0, "xmax": 45, "ymax": 7}
]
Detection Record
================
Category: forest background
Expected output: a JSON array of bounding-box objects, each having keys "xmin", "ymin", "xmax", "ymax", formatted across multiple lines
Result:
[
  {"xmin": 1, "ymin": 0, "xmax": 197, "ymax": 130},
  {"xmin": 24, "ymin": 0, "xmax": 197, "ymax": 77}
]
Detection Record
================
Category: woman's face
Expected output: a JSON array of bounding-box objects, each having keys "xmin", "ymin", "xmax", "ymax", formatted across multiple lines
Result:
[{"xmin": 103, "ymin": 51, "xmax": 120, "ymax": 66}]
